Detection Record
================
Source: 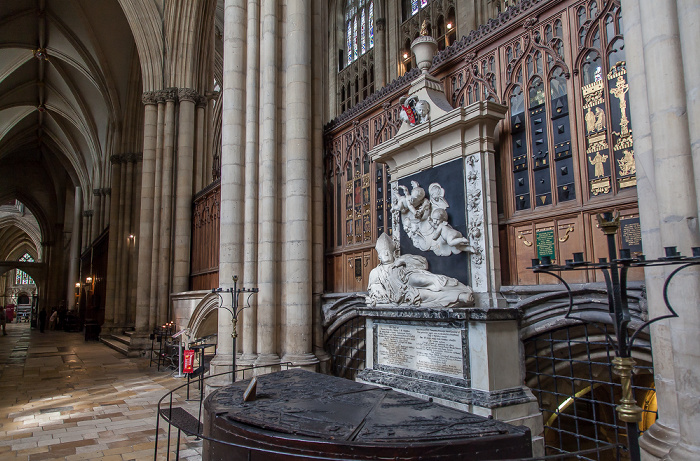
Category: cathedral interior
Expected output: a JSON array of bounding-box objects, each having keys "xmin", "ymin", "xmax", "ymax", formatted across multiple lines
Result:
[{"xmin": 0, "ymin": 0, "xmax": 699, "ymax": 459}]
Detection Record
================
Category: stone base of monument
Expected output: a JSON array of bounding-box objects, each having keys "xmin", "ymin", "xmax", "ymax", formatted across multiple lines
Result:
[
  {"xmin": 202, "ymin": 368, "xmax": 532, "ymax": 460},
  {"xmin": 356, "ymin": 305, "xmax": 544, "ymax": 455}
]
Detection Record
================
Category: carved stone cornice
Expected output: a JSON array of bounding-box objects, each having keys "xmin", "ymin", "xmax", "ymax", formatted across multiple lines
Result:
[
  {"xmin": 178, "ymin": 87, "xmax": 199, "ymax": 102},
  {"xmin": 142, "ymin": 91, "xmax": 158, "ymax": 105},
  {"xmin": 83, "ymin": 210, "xmax": 94, "ymax": 217}
]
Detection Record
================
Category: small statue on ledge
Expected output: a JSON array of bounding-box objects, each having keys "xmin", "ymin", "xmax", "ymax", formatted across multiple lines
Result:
[{"xmin": 366, "ymin": 233, "xmax": 474, "ymax": 308}]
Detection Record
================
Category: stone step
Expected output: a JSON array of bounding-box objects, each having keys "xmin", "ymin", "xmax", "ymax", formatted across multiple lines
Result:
[
  {"xmin": 123, "ymin": 329, "xmax": 135, "ymax": 338},
  {"xmin": 100, "ymin": 335, "xmax": 130, "ymax": 356}
]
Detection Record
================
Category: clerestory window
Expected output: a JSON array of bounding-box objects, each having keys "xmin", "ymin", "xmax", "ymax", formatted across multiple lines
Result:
[
  {"xmin": 15, "ymin": 253, "xmax": 35, "ymax": 285},
  {"xmin": 345, "ymin": 0, "xmax": 374, "ymax": 67}
]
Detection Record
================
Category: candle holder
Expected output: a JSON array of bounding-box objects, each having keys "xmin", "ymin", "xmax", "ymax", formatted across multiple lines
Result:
[{"xmin": 528, "ymin": 212, "xmax": 699, "ymax": 461}]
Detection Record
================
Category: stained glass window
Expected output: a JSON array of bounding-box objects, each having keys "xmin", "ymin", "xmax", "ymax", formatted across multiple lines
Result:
[
  {"xmin": 412, "ymin": 0, "xmax": 419, "ymax": 15},
  {"xmin": 361, "ymin": 8, "xmax": 366, "ymax": 54},
  {"xmin": 421, "ymin": 0, "xmax": 428, "ymax": 6},
  {"xmin": 15, "ymin": 253, "xmax": 35, "ymax": 285},
  {"xmin": 369, "ymin": 2, "xmax": 374, "ymax": 49},
  {"xmin": 347, "ymin": 21, "xmax": 352, "ymax": 64}
]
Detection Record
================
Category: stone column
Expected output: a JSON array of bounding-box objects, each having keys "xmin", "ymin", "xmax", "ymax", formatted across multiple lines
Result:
[
  {"xmin": 115, "ymin": 157, "xmax": 134, "ymax": 327},
  {"xmin": 103, "ymin": 159, "xmax": 122, "ymax": 329},
  {"xmin": 66, "ymin": 187, "xmax": 82, "ymax": 311},
  {"xmin": 634, "ymin": 1, "xmax": 700, "ymax": 459},
  {"xmin": 81, "ymin": 210, "xmax": 91, "ymax": 251},
  {"xmin": 134, "ymin": 93, "xmax": 158, "ymax": 336},
  {"xmin": 158, "ymin": 89, "xmax": 177, "ymax": 325},
  {"xmin": 172, "ymin": 88, "xmax": 197, "ymax": 293},
  {"xmin": 102, "ymin": 188, "xmax": 111, "ymax": 228},
  {"xmin": 255, "ymin": 0, "xmax": 280, "ymax": 368},
  {"xmin": 375, "ymin": 18, "xmax": 387, "ymax": 88},
  {"xmin": 280, "ymin": 0, "xmax": 317, "ymax": 368},
  {"xmin": 194, "ymin": 96, "xmax": 207, "ymax": 192},
  {"xmin": 619, "ymin": 0, "xmax": 678, "ymax": 457},
  {"xmin": 240, "ymin": 0, "xmax": 260, "ymax": 365},
  {"xmin": 214, "ymin": 0, "xmax": 247, "ymax": 375},
  {"xmin": 150, "ymin": 95, "xmax": 166, "ymax": 330},
  {"xmin": 91, "ymin": 189, "xmax": 102, "ymax": 238}
]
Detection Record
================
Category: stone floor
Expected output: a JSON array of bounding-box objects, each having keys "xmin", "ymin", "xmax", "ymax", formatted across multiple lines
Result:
[{"xmin": 0, "ymin": 321, "xmax": 203, "ymax": 460}]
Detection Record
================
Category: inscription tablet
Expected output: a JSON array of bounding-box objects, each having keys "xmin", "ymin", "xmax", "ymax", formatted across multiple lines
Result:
[{"xmin": 376, "ymin": 323, "xmax": 464, "ymax": 379}]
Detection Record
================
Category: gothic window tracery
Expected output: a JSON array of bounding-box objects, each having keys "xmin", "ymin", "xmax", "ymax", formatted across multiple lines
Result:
[
  {"xmin": 15, "ymin": 253, "xmax": 35, "ymax": 285},
  {"xmin": 339, "ymin": 0, "xmax": 376, "ymax": 113},
  {"xmin": 504, "ymin": 18, "xmax": 574, "ymax": 211}
]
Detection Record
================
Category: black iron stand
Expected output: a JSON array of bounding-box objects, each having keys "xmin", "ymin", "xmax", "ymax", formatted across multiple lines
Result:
[
  {"xmin": 212, "ymin": 275, "xmax": 258, "ymax": 383},
  {"xmin": 529, "ymin": 211, "xmax": 699, "ymax": 461}
]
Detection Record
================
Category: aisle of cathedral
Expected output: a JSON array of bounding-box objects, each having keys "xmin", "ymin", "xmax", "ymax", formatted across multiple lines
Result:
[{"xmin": 1, "ymin": 0, "xmax": 699, "ymax": 459}]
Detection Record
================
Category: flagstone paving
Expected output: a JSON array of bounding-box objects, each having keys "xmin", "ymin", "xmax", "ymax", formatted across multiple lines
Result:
[{"xmin": 0, "ymin": 322, "xmax": 202, "ymax": 460}]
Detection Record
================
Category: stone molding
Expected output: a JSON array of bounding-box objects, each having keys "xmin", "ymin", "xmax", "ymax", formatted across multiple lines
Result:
[
  {"xmin": 376, "ymin": 18, "xmax": 386, "ymax": 32},
  {"xmin": 159, "ymin": 87, "xmax": 178, "ymax": 102},
  {"xmin": 110, "ymin": 153, "xmax": 143, "ymax": 164},
  {"xmin": 102, "ymin": 188, "xmax": 111, "ymax": 195},
  {"xmin": 141, "ymin": 91, "xmax": 158, "ymax": 105},
  {"xmin": 196, "ymin": 94, "xmax": 208, "ymax": 108},
  {"xmin": 178, "ymin": 87, "xmax": 198, "ymax": 102},
  {"xmin": 93, "ymin": 188, "xmax": 102, "ymax": 196},
  {"xmin": 82, "ymin": 210, "xmax": 94, "ymax": 217}
]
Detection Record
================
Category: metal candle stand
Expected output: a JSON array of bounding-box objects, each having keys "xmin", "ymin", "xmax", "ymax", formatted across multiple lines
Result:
[
  {"xmin": 529, "ymin": 211, "xmax": 700, "ymax": 461},
  {"xmin": 212, "ymin": 275, "xmax": 259, "ymax": 383}
]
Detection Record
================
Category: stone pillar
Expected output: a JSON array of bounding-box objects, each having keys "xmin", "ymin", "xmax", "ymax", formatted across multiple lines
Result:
[
  {"xmin": 194, "ymin": 96, "xmax": 207, "ymax": 192},
  {"xmin": 102, "ymin": 188, "xmax": 111, "ymax": 228},
  {"xmin": 91, "ymin": 189, "xmax": 102, "ymax": 238},
  {"xmin": 619, "ymin": 0, "xmax": 679, "ymax": 457},
  {"xmin": 240, "ymin": 0, "xmax": 260, "ymax": 365},
  {"xmin": 214, "ymin": 0, "xmax": 247, "ymax": 375},
  {"xmin": 255, "ymin": 0, "xmax": 280, "ymax": 368},
  {"xmin": 172, "ymin": 88, "xmax": 197, "ymax": 293},
  {"xmin": 158, "ymin": 89, "xmax": 177, "ymax": 325},
  {"xmin": 81, "ymin": 210, "xmax": 91, "ymax": 251},
  {"xmin": 66, "ymin": 187, "xmax": 82, "ymax": 311},
  {"xmin": 115, "ymin": 157, "xmax": 134, "ymax": 327},
  {"xmin": 103, "ymin": 159, "xmax": 122, "ymax": 329},
  {"xmin": 628, "ymin": 0, "xmax": 700, "ymax": 459},
  {"xmin": 149, "ymin": 95, "xmax": 166, "ymax": 330},
  {"xmin": 134, "ymin": 93, "xmax": 158, "ymax": 336},
  {"xmin": 375, "ymin": 18, "xmax": 387, "ymax": 88},
  {"xmin": 280, "ymin": 0, "xmax": 317, "ymax": 368}
]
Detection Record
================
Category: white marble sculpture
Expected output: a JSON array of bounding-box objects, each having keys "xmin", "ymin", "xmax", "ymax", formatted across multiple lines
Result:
[
  {"xmin": 399, "ymin": 95, "xmax": 430, "ymax": 126},
  {"xmin": 366, "ymin": 233, "xmax": 474, "ymax": 308},
  {"xmin": 394, "ymin": 181, "xmax": 474, "ymax": 256}
]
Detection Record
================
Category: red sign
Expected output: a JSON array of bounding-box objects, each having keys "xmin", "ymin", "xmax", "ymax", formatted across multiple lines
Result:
[{"xmin": 183, "ymin": 350, "xmax": 195, "ymax": 373}]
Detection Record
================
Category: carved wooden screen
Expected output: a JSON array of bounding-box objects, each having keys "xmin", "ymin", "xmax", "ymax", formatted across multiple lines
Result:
[
  {"xmin": 324, "ymin": 0, "xmax": 640, "ymax": 292},
  {"xmin": 190, "ymin": 180, "xmax": 220, "ymax": 291}
]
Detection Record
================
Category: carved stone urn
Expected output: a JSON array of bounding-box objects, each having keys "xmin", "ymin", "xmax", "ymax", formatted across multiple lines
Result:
[{"xmin": 411, "ymin": 36, "xmax": 438, "ymax": 74}]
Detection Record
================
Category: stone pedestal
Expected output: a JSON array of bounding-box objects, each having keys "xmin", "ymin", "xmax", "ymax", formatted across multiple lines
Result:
[{"xmin": 357, "ymin": 306, "xmax": 543, "ymax": 454}]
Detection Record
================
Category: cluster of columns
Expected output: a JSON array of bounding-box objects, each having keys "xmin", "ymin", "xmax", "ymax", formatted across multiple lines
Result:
[
  {"xmin": 103, "ymin": 153, "xmax": 142, "ymax": 332},
  {"xmin": 214, "ymin": 0, "xmax": 327, "ymax": 375},
  {"xmin": 131, "ymin": 88, "xmax": 214, "ymax": 343},
  {"xmin": 80, "ymin": 188, "xmax": 111, "ymax": 252},
  {"xmin": 621, "ymin": 0, "xmax": 700, "ymax": 459}
]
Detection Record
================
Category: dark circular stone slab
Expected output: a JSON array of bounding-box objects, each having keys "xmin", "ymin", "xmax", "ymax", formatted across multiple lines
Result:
[{"xmin": 203, "ymin": 369, "xmax": 531, "ymax": 460}]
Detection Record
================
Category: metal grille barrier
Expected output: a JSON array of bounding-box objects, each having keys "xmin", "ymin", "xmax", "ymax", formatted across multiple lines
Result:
[
  {"xmin": 524, "ymin": 323, "xmax": 656, "ymax": 461},
  {"xmin": 326, "ymin": 315, "xmax": 366, "ymax": 380}
]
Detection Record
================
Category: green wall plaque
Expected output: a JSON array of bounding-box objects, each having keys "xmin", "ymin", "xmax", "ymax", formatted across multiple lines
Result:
[{"xmin": 536, "ymin": 229, "xmax": 556, "ymax": 261}]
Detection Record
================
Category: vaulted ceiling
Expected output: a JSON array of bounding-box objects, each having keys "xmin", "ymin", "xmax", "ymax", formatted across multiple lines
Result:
[{"xmin": 0, "ymin": 0, "xmax": 140, "ymax": 246}]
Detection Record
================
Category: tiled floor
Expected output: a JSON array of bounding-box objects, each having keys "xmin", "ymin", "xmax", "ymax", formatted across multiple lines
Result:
[{"xmin": 0, "ymin": 322, "xmax": 202, "ymax": 460}]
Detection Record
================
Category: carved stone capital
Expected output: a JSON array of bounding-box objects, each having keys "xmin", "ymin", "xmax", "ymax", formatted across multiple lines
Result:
[
  {"xmin": 109, "ymin": 154, "xmax": 123, "ymax": 164},
  {"xmin": 83, "ymin": 210, "xmax": 94, "ymax": 218},
  {"xmin": 376, "ymin": 18, "xmax": 386, "ymax": 32},
  {"xmin": 102, "ymin": 188, "xmax": 111, "ymax": 196},
  {"xmin": 160, "ymin": 87, "xmax": 178, "ymax": 102},
  {"xmin": 196, "ymin": 94, "xmax": 208, "ymax": 108},
  {"xmin": 142, "ymin": 91, "xmax": 158, "ymax": 105},
  {"xmin": 178, "ymin": 87, "xmax": 198, "ymax": 102},
  {"xmin": 93, "ymin": 188, "xmax": 102, "ymax": 196}
]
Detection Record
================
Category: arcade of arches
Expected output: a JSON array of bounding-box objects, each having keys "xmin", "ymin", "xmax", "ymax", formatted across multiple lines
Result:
[{"xmin": 0, "ymin": 0, "xmax": 698, "ymax": 459}]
